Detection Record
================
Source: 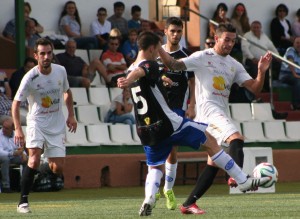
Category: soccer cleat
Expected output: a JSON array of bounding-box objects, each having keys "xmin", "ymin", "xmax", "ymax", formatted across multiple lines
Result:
[
  {"xmin": 227, "ymin": 177, "xmax": 238, "ymax": 188},
  {"xmin": 139, "ymin": 196, "xmax": 155, "ymax": 216},
  {"xmin": 238, "ymin": 176, "xmax": 271, "ymax": 192},
  {"xmin": 163, "ymin": 189, "xmax": 177, "ymax": 210},
  {"xmin": 152, "ymin": 192, "xmax": 160, "ymax": 209},
  {"xmin": 17, "ymin": 203, "xmax": 31, "ymax": 214},
  {"xmin": 180, "ymin": 203, "xmax": 206, "ymax": 215}
]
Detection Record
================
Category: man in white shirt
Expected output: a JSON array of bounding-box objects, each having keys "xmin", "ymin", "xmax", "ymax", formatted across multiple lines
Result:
[{"xmin": 242, "ymin": 20, "xmax": 279, "ymax": 91}]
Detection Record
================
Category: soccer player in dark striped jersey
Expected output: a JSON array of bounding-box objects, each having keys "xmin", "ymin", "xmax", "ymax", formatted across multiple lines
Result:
[
  {"xmin": 157, "ymin": 17, "xmax": 196, "ymax": 210},
  {"xmin": 117, "ymin": 31, "xmax": 271, "ymax": 217}
]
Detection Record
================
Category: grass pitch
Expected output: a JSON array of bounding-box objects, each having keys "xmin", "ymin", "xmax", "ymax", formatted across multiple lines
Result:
[{"xmin": 0, "ymin": 182, "xmax": 299, "ymax": 218}]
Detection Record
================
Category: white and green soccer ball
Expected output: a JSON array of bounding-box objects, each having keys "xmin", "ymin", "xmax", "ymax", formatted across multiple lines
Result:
[{"xmin": 253, "ymin": 162, "xmax": 278, "ymax": 188}]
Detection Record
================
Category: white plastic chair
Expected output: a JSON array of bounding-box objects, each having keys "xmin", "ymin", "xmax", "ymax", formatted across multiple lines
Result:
[
  {"xmin": 88, "ymin": 87, "xmax": 111, "ymax": 106},
  {"xmin": 76, "ymin": 105, "xmax": 102, "ymax": 124},
  {"xmin": 53, "ymin": 49, "xmax": 65, "ymax": 56},
  {"xmin": 251, "ymin": 103, "xmax": 276, "ymax": 121},
  {"xmin": 65, "ymin": 124, "xmax": 98, "ymax": 146},
  {"xmin": 99, "ymin": 104, "xmax": 111, "ymax": 122},
  {"xmin": 90, "ymin": 72, "xmax": 106, "ymax": 87},
  {"xmin": 109, "ymin": 87, "xmax": 123, "ymax": 101},
  {"xmin": 109, "ymin": 124, "xmax": 140, "ymax": 145},
  {"xmin": 88, "ymin": 49, "xmax": 103, "ymax": 62},
  {"xmin": 232, "ymin": 120, "xmax": 242, "ymax": 135},
  {"xmin": 230, "ymin": 103, "xmax": 253, "ymax": 122},
  {"xmin": 242, "ymin": 121, "xmax": 273, "ymax": 143},
  {"xmin": 263, "ymin": 121, "xmax": 294, "ymax": 142},
  {"xmin": 75, "ymin": 49, "xmax": 89, "ymax": 64},
  {"xmin": 70, "ymin": 88, "xmax": 89, "ymax": 105},
  {"xmin": 86, "ymin": 124, "xmax": 119, "ymax": 145},
  {"xmin": 131, "ymin": 125, "xmax": 142, "ymax": 144},
  {"xmin": 285, "ymin": 121, "xmax": 300, "ymax": 141}
]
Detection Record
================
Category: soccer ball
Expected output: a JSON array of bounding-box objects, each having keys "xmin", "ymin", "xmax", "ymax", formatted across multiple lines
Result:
[{"xmin": 252, "ymin": 162, "xmax": 278, "ymax": 188}]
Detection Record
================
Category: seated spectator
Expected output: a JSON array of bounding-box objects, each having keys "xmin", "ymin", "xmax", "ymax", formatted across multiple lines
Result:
[
  {"xmin": 140, "ymin": 19, "xmax": 152, "ymax": 33},
  {"xmin": 56, "ymin": 39, "xmax": 109, "ymax": 88},
  {"xmin": 108, "ymin": 1, "xmax": 129, "ymax": 43},
  {"xmin": 208, "ymin": 3, "xmax": 230, "ymax": 38},
  {"xmin": 204, "ymin": 36, "xmax": 215, "ymax": 49},
  {"xmin": 90, "ymin": 7, "xmax": 111, "ymax": 50},
  {"xmin": 0, "ymin": 70, "xmax": 12, "ymax": 99},
  {"xmin": 9, "ymin": 57, "xmax": 37, "ymax": 99},
  {"xmin": 128, "ymin": 5, "xmax": 142, "ymax": 31},
  {"xmin": 242, "ymin": 20, "xmax": 279, "ymax": 91},
  {"xmin": 104, "ymin": 88, "xmax": 135, "ymax": 125},
  {"xmin": 292, "ymin": 9, "xmax": 300, "ymax": 37},
  {"xmin": 2, "ymin": 1, "xmax": 43, "ymax": 41},
  {"xmin": 121, "ymin": 28, "xmax": 138, "ymax": 66},
  {"xmin": 101, "ymin": 37, "xmax": 127, "ymax": 87},
  {"xmin": 279, "ymin": 36, "xmax": 300, "ymax": 110},
  {"xmin": 25, "ymin": 19, "xmax": 40, "ymax": 48},
  {"xmin": 0, "ymin": 118, "xmax": 27, "ymax": 193},
  {"xmin": 59, "ymin": 1, "xmax": 98, "ymax": 49},
  {"xmin": 270, "ymin": 4, "xmax": 294, "ymax": 56}
]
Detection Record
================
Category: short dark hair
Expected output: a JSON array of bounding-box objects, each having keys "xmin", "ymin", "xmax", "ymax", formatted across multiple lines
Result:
[
  {"xmin": 165, "ymin": 17, "xmax": 183, "ymax": 29},
  {"xmin": 275, "ymin": 4, "xmax": 289, "ymax": 16},
  {"xmin": 97, "ymin": 7, "xmax": 107, "ymax": 14},
  {"xmin": 24, "ymin": 57, "xmax": 37, "ymax": 66},
  {"xmin": 34, "ymin": 38, "xmax": 53, "ymax": 53},
  {"xmin": 215, "ymin": 23, "xmax": 236, "ymax": 36},
  {"xmin": 114, "ymin": 1, "xmax": 125, "ymax": 9},
  {"xmin": 137, "ymin": 31, "xmax": 160, "ymax": 50},
  {"xmin": 131, "ymin": 5, "xmax": 141, "ymax": 15}
]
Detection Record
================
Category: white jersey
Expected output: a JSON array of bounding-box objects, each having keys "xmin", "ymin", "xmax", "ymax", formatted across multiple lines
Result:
[
  {"xmin": 182, "ymin": 48, "xmax": 252, "ymax": 123},
  {"xmin": 14, "ymin": 64, "xmax": 69, "ymax": 135}
]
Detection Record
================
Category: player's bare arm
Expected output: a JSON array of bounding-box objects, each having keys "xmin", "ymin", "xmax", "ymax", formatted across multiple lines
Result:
[
  {"xmin": 64, "ymin": 89, "xmax": 77, "ymax": 133},
  {"xmin": 11, "ymin": 100, "xmax": 25, "ymax": 147},
  {"xmin": 117, "ymin": 67, "xmax": 145, "ymax": 88},
  {"xmin": 243, "ymin": 51, "xmax": 272, "ymax": 94},
  {"xmin": 158, "ymin": 47, "xmax": 187, "ymax": 71}
]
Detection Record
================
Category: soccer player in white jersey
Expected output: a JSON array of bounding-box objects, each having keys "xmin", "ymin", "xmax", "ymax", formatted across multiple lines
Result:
[
  {"xmin": 157, "ymin": 17, "xmax": 196, "ymax": 210},
  {"xmin": 117, "ymin": 31, "xmax": 270, "ymax": 217},
  {"xmin": 12, "ymin": 38, "xmax": 77, "ymax": 214},
  {"xmin": 158, "ymin": 23, "xmax": 273, "ymax": 214}
]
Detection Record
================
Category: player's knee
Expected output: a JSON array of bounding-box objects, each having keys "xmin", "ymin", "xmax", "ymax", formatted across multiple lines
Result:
[{"xmin": 27, "ymin": 157, "xmax": 41, "ymax": 170}]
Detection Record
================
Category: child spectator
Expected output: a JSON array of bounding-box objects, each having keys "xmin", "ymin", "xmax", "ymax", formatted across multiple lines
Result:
[{"xmin": 121, "ymin": 29, "xmax": 138, "ymax": 66}]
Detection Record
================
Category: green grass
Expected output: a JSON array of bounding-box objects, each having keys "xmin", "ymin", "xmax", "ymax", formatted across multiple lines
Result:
[{"xmin": 0, "ymin": 182, "xmax": 300, "ymax": 218}]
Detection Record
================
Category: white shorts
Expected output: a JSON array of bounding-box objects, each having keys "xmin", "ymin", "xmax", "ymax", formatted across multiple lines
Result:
[
  {"xmin": 26, "ymin": 126, "xmax": 66, "ymax": 158},
  {"xmin": 206, "ymin": 112, "xmax": 238, "ymax": 147}
]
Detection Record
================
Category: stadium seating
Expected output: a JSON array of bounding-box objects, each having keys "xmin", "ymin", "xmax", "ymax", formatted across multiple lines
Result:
[
  {"xmin": 109, "ymin": 124, "xmax": 140, "ymax": 145},
  {"xmin": 251, "ymin": 103, "xmax": 275, "ymax": 121},
  {"xmin": 284, "ymin": 121, "xmax": 300, "ymax": 141},
  {"xmin": 88, "ymin": 87, "xmax": 111, "ymax": 106},
  {"xmin": 241, "ymin": 121, "xmax": 273, "ymax": 142},
  {"xmin": 76, "ymin": 105, "xmax": 102, "ymax": 124},
  {"xmin": 230, "ymin": 103, "xmax": 253, "ymax": 121},
  {"xmin": 263, "ymin": 120, "xmax": 294, "ymax": 142},
  {"xmin": 75, "ymin": 49, "xmax": 89, "ymax": 64},
  {"xmin": 70, "ymin": 88, "xmax": 89, "ymax": 105},
  {"xmin": 65, "ymin": 124, "xmax": 98, "ymax": 146},
  {"xmin": 86, "ymin": 124, "xmax": 119, "ymax": 145},
  {"xmin": 109, "ymin": 87, "xmax": 123, "ymax": 101},
  {"xmin": 88, "ymin": 49, "xmax": 103, "ymax": 62}
]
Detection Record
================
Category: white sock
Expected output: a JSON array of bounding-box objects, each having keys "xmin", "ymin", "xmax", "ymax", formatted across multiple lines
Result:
[
  {"xmin": 211, "ymin": 150, "xmax": 247, "ymax": 184},
  {"xmin": 145, "ymin": 168, "xmax": 163, "ymax": 202},
  {"xmin": 164, "ymin": 161, "xmax": 177, "ymax": 191}
]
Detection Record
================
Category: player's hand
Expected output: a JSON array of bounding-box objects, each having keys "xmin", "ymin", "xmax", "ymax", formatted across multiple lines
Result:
[
  {"xmin": 185, "ymin": 105, "xmax": 196, "ymax": 119},
  {"xmin": 258, "ymin": 51, "xmax": 272, "ymax": 73},
  {"xmin": 14, "ymin": 128, "xmax": 25, "ymax": 147},
  {"xmin": 161, "ymin": 75, "xmax": 173, "ymax": 87},
  {"xmin": 117, "ymin": 77, "xmax": 128, "ymax": 88},
  {"xmin": 66, "ymin": 116, "xmax": 77, "ymax": 133}
]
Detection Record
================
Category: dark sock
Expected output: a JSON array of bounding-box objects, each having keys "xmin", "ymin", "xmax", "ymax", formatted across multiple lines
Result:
[
  {"xmin": 183, "ymin": 165, "xmax": 219, "ymax": 207},
  {"xmin": 19, "ymin": 166, "xmax": 37, "ymax": 205},
  {"xmin": 225, "ymin": 139, "xmax": 244, "ymax": 181}
]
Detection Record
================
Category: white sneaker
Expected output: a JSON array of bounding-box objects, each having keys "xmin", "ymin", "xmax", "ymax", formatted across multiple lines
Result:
[
  {"xmin": 17, "ymin": 203, "xmax": 31, "ymax": 213},
  {"xmin": 139, "ymin": 196, "xmax": 155, "ymax": 216},
  {"xmin": 238, "ymin": 176, "xmax": 271, "ymax": 192}
]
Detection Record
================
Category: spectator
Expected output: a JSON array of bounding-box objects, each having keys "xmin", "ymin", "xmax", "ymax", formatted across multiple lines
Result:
[
  {"xmin": 270, "ymin": 4, "xmax": 294, "ymax": 56},
  {"xmin": 24, "ymin": 1, "xmax": 44, "ymax": 35},
  {"xmin": 2, "ymin": 1, "xmax": 43, "ymax": 41},
  {"xmin": 242, "ymin": 20, "xmax": 279, "ymax": 91},
  {"xmin": 104, "ymin": 88, "xmax": 135, "ymax": 125},
  {"xmin": 204, "ymin": 37, "xmax": 215, "ymax": 49},
  {"xmin": 108, "ymin": 1, "xmax": 129, "ymax": 42},
  {"xmin": 101, "ymin": 37, "xmax": 127, "ymax": 87},
  {"xmin": 279, "ymin": 36, "xmax": 300, "ymax": 110},
  {"xmin": 0, "ymin": 118, "xmax": 27, "ymax": 193},
  {"xmin": 56, "ymin": 39, "xmax": 109, "ymax": 88},
  {"xmin": 59, "ymin": 1, "xmax": 98, "ymax": 49},
  {"xmin": 292, "ymin": 9, "xmax": 300, "ymax": 37},
  {"xmin": 140, "ymin": 19, "xmax": 153, "ymax": 33},
  {"xmin": 9, "ymin": 57, "xmax": 37, "ymax": 99},
  {"xmin": 121, "ymin": 28, "xmax": 138, "ymax": 66},
  {"xmin": 25, "ymin": 19, "xmax": 40, "ymax": 48},
  {"xmin": 128, "ymin": 5, "xmax": 142, "ymax": 31},
  {"xmin": 0, "ymin": 70, "xmax": 12, "ymax": 99},
  {"xmin": 230, "ymin": 3, "xmax": 250, "ymax": 63},
  {"xmin": 208, "ymin": 3, "xmax": 230, "ymax": 38},
  {"xmin": 90, "ymin": 7, "xmax": 111, "ymax": 50}
]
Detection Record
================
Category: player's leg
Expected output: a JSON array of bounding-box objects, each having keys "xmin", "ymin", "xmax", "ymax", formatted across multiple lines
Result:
[
  {"xmin": 164, "ymin": 146, "xmax": 178, "ymax": 210},
  {"xmin": 17, "ymin": 148, "xmax": 42, "ymax": 213}
]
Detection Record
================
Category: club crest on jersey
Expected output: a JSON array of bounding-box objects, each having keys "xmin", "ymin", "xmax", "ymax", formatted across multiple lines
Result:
[
  {"xmin": 212, "ymin": 76, "xmax": 225, "ymax": 90},
  {"xmin": 144, "ymin": 117, "xmax": 150, "ymax": 125}
]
